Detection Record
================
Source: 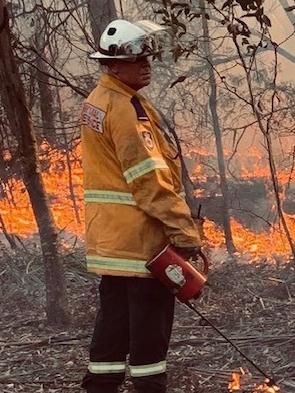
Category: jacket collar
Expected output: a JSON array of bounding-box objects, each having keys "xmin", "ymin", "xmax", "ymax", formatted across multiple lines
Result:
[
  {"xmin": 98, "ymin": 73, "xmax": 138, "ymax": 98},
  {"xmin": 98, "ymin": 73, "xmax": 161, "ymax": 123}
]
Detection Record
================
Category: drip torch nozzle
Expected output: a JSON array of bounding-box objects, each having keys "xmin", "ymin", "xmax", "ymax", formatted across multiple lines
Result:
[
  {"xmin": 197, "ymin": 204, "xmax": 202, "ymax": 219},
  {"xmin": 184, "ymin": 301, "xmax": 277, "ymax": 387}
]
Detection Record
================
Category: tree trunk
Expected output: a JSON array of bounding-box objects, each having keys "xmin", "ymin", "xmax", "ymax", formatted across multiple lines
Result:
[
  {"xmin": 231, "ymin": 36, "xmax": 295, "ymax": 262},
  {"xmin": 56, "ymin": 87, "xmax": 81, "ymax": 225},
  {"xmin": 87, "ymin": 0, "xmax": 117, "ymax": 47},
  {"xmin": 33, "ymin": 2, "xmax": 56, "ymax": 145},
  {"xmin": 265, "ymin": 132, "xmax": 295, "ymax": 258},
  {"xmin": 200, "ymin": 0, "xmax": 236, "ymax": 254},
  {"xmin": 36, "ymin": 53, "xmax": 56, "ymax": 145},
  {"xmin": 0, "ymin": 1, "xmax": 70, "ymax": 325},
  {"xmin": 159, "ymin": 112, "xmax": 200, "ymax": 217},
  {"xmin": 0, "ymin": 211, "xmax": 17, "ymax": 249}
]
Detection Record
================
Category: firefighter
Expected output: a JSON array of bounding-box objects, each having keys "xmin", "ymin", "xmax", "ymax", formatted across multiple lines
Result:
[{"xmin": 81, "ymin": 19, "xmax": 202, "ymax": 393}]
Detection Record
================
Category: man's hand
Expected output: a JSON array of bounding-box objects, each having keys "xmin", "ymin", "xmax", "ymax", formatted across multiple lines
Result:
[{"xmin": 173, "ymin": 246, "xmax": 201, "ymax": 260}]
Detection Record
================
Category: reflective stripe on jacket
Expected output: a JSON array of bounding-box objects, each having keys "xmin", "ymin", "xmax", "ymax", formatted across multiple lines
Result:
[{"xmin": 81, "ymin": 74, "xmax": 201, "ymax": 278}]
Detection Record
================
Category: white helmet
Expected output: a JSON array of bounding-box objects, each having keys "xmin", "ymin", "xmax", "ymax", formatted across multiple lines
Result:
[{"xmin": 89, "ymin": 19, "xmax": 166, "ymax": 61}]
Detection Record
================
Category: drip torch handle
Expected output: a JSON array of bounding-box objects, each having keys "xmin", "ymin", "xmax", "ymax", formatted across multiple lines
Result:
[
  {"xmin": 197, "ymin": 204, "xmax": 202, "ymax": 219},
  {"xmin": 197, "ymin": 250, "xmax": 209, "ymax": 276}
]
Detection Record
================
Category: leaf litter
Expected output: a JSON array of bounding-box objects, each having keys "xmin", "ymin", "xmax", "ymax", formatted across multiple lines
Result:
[{"xmin": 1, "ymin": 246, "xmax": 295, "ymax": 392}]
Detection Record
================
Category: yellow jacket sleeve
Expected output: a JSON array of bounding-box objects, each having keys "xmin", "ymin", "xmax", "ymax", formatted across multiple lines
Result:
[{"xmin": 108, "ymin": 97, "xmax": 201, "ymax": 248}]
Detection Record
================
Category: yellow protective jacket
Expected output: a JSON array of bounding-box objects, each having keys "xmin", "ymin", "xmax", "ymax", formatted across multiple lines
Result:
[{"xmin": 81, "ymin": 73, "xmax": 201, "ymax": 278}]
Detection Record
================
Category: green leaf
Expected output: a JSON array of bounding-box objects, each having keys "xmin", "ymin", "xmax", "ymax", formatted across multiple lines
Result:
[
  {"xmin": 222, "ymin": 0, "xmax": 233, "ymax": 10},
  {"xmin": 155, "ymin": 8, "xmax": 170, "ymax": 17},
  {"xmin": 178, "ymin": 31, "xmax": 186, "ymax": 38},
  {"xmin": 171, "ymin": 13, "xmax": 187, "ymax": 32},
  {"xmin": 236, "ymin": 0, "xmax": 250, "ymax": 11},
  {"xmin": 236, "ymin": 18, "xmax": 251, "ymax": 36},
  {"xmin": 255, "ymin": 0, "xmax": 263, "ymax": 8},
  {"xmin": 262, "ymin": 15, "xmax": 271, "ymax": 27},
  {"xmin": 171, "ymin": 45, "xmax": 183, "ymax": 62},
  {"xmin": 247, "ymin": 44, "xmax": 256, "ymax": 53},
  {"xmin": 171, "ymin": 2, "xmax": 190, "ymax": 9},
  {"xmin": 170, "ymin": 75, "xmax": 187, "ymax": 88},
  {"xmin": 255, "ymin": 7, "xmax": 263, "ymax": 19},
  {"xmin": 189, "ymin": 12, "xmax": 201, "ymax": 21},
  {"xmin": 176, "ymin": 8, "xmax": 183, "ymax": 17},
  {"xmin": 241, "ymin": 12, "xmax": 257, "ymax": 17}
]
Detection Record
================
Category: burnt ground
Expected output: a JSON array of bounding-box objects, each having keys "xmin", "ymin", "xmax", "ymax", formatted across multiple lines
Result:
[{"xmin": 1, "ymin": 245, "xmax": 295, "ymax": 393}]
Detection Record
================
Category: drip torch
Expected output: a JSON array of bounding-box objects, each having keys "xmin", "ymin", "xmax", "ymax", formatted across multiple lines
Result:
[{"xmin": 146, "ymin": 240, "xmax": 279, "ymax": 390}]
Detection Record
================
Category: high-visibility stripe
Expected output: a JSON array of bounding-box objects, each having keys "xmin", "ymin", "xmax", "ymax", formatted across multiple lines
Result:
[
  {"xmin": 84, "ymin": 190, "xmax": 136, "ymax": 205},
  {"xmin": 85, "ymin": 189, "xmax": 185, "ymax": 205},
  {"xmin": 86, "ymin": 255, "xmax": 149, "ymax": 275},
  {"xmin": 88, "ymin": 361, "xmax": 126, "ymax": 374},
  {"xmin": 123, "ymin": 157, "xmax": 169, "ymax": 184},
  {"xmin": 129, "ymin": 360, "xmax": 167, "ymax": 377}
]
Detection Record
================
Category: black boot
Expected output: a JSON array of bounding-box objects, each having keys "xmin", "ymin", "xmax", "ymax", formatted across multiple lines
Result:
[
  {"xmin": 132, "ymin": 375, "xmax": 167, "ymax": 393},
  {"xmin": 86, "ymin": 384, "xmax": 118, "ymax": 393}
]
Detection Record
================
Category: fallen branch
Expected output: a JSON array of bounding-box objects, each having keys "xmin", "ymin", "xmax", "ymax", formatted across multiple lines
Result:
[
  {"xmin": 0, "ymin": 333, "xmax": 91, "ymax": 348},
  {"xmin": 170, "ymin": 334, "xmax": 295, "ymax": 348}
]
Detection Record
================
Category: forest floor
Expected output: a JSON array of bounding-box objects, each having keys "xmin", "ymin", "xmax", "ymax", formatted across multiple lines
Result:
[{"xmin": 1, "ymin": 244, "xmax": 295, "ymax": 393}]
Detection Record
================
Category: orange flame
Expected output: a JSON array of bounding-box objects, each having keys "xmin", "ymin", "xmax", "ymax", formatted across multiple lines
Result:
[
  {"xmin": 228, "ymin": 372, "xmax": 241, "ymax": 391},
  {"xmin": 0, "ymin": 144, "xmax": 84, "ymax": 237},
  {"xmin": 204, "ymin": 217, "xmax": 295, "ymax": 258},
  {"xmin": 228, "ymin": 373, "xmax": 280, "ymax": 393},
  {"xmin": 253, "ymin": 382, "xmax": 280, "ymax": 393},
  {"xmin": 0, "ymin": 144, "xmax": 294, "ymax": 261}
]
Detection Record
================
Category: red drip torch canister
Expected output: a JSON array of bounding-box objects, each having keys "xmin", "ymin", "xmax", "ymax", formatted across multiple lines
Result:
[{"xmin": 146, "ymin": 245, "xmax": 209, "ymax": 303}]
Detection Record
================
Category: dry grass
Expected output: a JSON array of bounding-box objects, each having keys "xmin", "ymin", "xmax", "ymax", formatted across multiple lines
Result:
[{"xmin": 1, "ymin": 245, "xmax": 295, "ymax": 393}]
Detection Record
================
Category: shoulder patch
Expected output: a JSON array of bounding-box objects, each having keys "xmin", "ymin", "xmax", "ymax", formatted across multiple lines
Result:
[
  {"xmin": 81, "ymin": 103, "xmax": 105, "ymax": 134},
  {"xmin": 140, "ymin": 131, "xmax": 154, "ymax": 151},
  {"xmin": 130, "ymin": 96, "xmax": 149, "ymax": 121}
]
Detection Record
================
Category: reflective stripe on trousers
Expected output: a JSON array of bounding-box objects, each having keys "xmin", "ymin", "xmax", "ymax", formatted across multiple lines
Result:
[
  {"xmin": 81, "ymin": 276, "xmax": 174, "ymax": 393},
  {"xmin": 129, "ymin": 360, "xmax": 167, "ymax": 377},
  {"xmin": 88, "ymin": 361, "xmax": 126, "ymax": 374},
  {"xmin": 87, "ymin": 360, "xmax": 166, "ymax": 377}
]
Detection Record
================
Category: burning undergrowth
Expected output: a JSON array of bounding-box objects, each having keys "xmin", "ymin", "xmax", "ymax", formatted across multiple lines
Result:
[
  {"xmin": 1, "ymin": 142, "xmax": 295, "ymax": 262},
  {"xmin": 1, "ymin": 245, "xmax": 295, "ymax": 393},
  {"xmin": 0, "ymin": 142, "xmax": 295, "ymax": 392}
]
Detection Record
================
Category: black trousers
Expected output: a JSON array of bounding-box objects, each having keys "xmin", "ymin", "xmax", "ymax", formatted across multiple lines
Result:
[{"xmin": 82, "ymin": 276, "xmax": 175, "ymax": 393}]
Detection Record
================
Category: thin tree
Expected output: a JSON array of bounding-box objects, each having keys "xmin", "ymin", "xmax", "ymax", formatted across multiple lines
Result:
[
  {"xmin": 34, "ymin": 13, "xmax": 56, "ymax": 145},
  {"xmin": 87, "ymin": 0, "xmax": 117, "ymax": 46},
  {"xmin": 0, "ymin": 0, "xmax": 70, "ymax": 325},
  {"xmin": 199, "ymin": 0, "xmax": 236, "ymax": 254},
  {"xmin": 231, "ymin": 36, "xmax": 295, "ymax": 260},
  {"xmin": 148, "ymin": 0, "xmax": 295, "ymax": 258}
]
